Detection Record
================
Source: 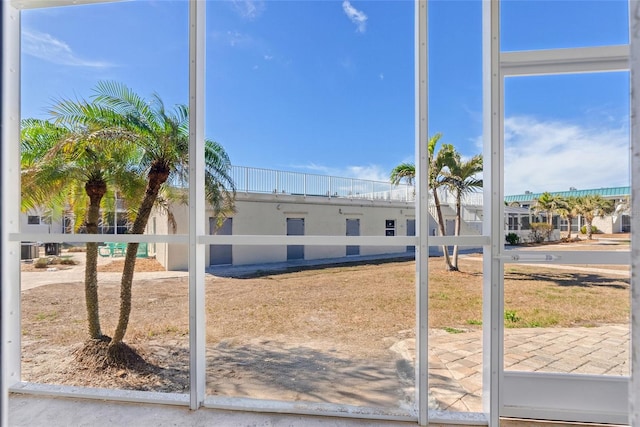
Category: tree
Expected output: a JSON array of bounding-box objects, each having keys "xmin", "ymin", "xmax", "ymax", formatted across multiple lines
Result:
[
  {"xmin": 69, "ymin": 81, "xmax": 237, "ymax": 354},
  {"xmin": 556, "ymin": 196, "xmax": 579, "ymax": 240},
  {"xmin": 531, "ymin": 192, "xmax": 567, "ymax": 227},
  {"xmin": 390, "ymin": 162, "xmax": 416, "ymax": 186},
  {"xmin": 442, "ymin": 151, "xmax": 483, "ymax": 270},
  {"xmin": 21, "ymin": 117, "xmax": 143, "ymax": 341},
  {"xmin": 575, "ymin": 194, "xmax": 614, "ymax": 240},
  {"xmin": 428, "ymin": 135, "xmax": 457, "ymax": 270},
  {"xmin": 390, "ymin": 133, "xmax": 456, "ymax": 270}
]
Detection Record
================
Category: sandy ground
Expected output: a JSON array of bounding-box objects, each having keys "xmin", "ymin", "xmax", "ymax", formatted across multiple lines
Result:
[
  {"xmin": 18, "ymin": 235, "xmax": 629, "ymax": 412},
  {"xmin": 20, "ymin": 254, "xmax": 420, "ymax": 412}
]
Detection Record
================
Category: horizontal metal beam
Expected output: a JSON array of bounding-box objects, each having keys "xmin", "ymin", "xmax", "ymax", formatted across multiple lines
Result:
[
  {"xmin": 501, "ymin": 45, "xmax": 629, "ymax": 76},
  {"xmin": 198, "ymin": 234, "xmax": 489, "ymax": 247},
  {"xmin": 10, "ymin": 0, "xmax": 121, "ymax": 10},
  {"xmin": 11, "ymin": 382, "xmax": 189, "ymax": 406},
  {"xmin": 500, "ymin": 250, "xmax": 630, "ymax": 265},
  {"xmin": 11, "ymin": 232, "xmax": 489, "ymax": 247},
  {"xmin": 10, "ymin": 233, "xmax": 189, "ymax": 244}
]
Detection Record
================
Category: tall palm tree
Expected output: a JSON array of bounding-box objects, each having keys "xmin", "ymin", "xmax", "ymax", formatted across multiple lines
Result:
[
  {"xmin": 428, "ymin": 134, "xmax": 457, "ymax": 270},
  {"xmin": 442, "ymin": 150, "xmax": 483, "ymax": 270},
  {"xmin": 21, "ymin": 117, "xmax": 143, "ymax": 340},
  {"xmin": 575, "ymin": 194, "xmax": 614, "ymax": 240},
  {"xmin": 556, "ymin": 196, "xmax": 579, "ymax": 240},
  {"xmin": 78, "ymin": 81, "xmax": 236, "ymax": 351},
  {"xmin": 390, "ymin": 134, "xmax": 456, "ymax": 270}
]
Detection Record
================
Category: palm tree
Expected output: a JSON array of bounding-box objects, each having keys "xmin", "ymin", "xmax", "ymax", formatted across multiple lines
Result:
[
  {"xmin": 442, "ymin": 150, "xmax": 483, "ymax": 270},
  {"xmin": 77, "ymin": 81, "xmax": 236, "ymax": 352},
  {"xmin": 390, "ymin": 162, "xmax": 416, "ymax": 186},
  {"xmin": 556, "ymin": 196, "xmax": 579, "ymax": 240},
  {"xmin": 21, "ymin": 117, "xmax": 143, "ymax": 341},
  {"xmin": 531, "ymin": 192, "xmax": 567, "ymax": 226},
  {"xmin": 428, "ymin": 134, "xmax": 457, "ymax": 270},
  {"xmin": 575, "ymin": 194, "xmax": 614, "ymax": 240},
  {"xmin": 390, "ymin": 134, "xmax": 456, "ymax": 270}
]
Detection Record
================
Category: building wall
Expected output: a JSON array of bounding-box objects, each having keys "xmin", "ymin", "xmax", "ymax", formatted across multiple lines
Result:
[
  {"xmin": 20, "ymin": 209, "xmax": 60, "ymax": 235},
  {"xmin": 154, "ymin": 193, "xmax": 440, "ymax": 271},
  {"xmin": 591, "ymin": 215, "xmax": 630, "ymax": 235}
]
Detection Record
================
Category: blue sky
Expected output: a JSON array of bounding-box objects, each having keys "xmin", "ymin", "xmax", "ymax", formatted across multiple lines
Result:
[{"xmin": 20, "ymin": 0, "xmax": 630, "ymax": 195}]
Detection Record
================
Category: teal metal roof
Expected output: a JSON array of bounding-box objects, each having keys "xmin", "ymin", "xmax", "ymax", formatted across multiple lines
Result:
[{"xmin": 504, "ymin": 186, "xmax": 630, "ymax": 203}]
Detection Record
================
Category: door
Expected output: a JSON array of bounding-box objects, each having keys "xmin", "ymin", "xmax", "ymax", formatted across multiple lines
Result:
[
  {"xmin": 497, "ymin": 69, "xmax": 630, "ymax": 423},
  {"xmin": 286, "ymin": 218, "xmax": 304, "ymax": 260},
  {"xmin": 346, "ymin": 218, "xmax": 360, "ymax": 256},
  {"xmin": 210, "ymin": 217, "xmax": 232, "ymax": 265}
]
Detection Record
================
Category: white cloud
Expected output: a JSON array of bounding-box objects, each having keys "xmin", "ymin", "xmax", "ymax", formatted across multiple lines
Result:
[
  {"xmin": 231, "ymin": 0, "xmax": 265, "ymax": 20},
  {"xmin": 503, "ymin": 116, "xmax": 629, "ymax": 195},
  {"xmin": 22, "ymin": 29, "xmax": 112, "ymax": 68},
  {"xmin": 342, "ymin": 0, "xmax": 367, "ymax": 33},
  {"xmin": 379, "ymin": 73, "xmax": 384, "ymax": 80}
]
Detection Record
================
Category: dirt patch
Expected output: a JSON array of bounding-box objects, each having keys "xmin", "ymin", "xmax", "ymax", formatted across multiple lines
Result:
[
  {"xmin": 97, "ymin": 257, "xmax": 166, "ymax": 273},
  {"xmin": 21, "ymin": 260, "xmax": 418, "ymax": 407},
  {"xmin": 21, "ymin": 256, "xmax": 165, "ymax": 273}
]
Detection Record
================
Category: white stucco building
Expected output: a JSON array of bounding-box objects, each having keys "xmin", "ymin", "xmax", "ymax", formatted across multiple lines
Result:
[{"xmin": 150, "ymin": 166, "xmax": 485, "ymax": 270}]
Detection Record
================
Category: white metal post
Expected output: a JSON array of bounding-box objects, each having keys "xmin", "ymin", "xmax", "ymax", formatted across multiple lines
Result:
[
  {"xmin": 629, "ymin": 1, "xmax": 640, "ymax": 424},
  {"xmin": 482, "ymin": 0, "xmax": 503, "ymax": 425},
  {"xmin": 1, "ymin": 3, "xmax": 22, "ymax": 427},
  {"xmin": 188, "ymin": 0, "xmax": 206, "ymax": 411},
  {"xmin": 415, "ymin": 0, "xmax": 429, "ymax": 425}
]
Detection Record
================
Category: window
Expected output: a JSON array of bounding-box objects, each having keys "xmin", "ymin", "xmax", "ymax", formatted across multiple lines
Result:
[{"xmin": 27, "ymin": 215, "xmax": 40, "ymax": 225}]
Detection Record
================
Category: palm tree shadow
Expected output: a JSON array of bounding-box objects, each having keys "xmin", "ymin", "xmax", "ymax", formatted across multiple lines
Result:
[
  {"xmin": 205, "ymin": 340, "xmax": 415, "ymax": 409},
  {"xmin": 505, "ymin": 271, "xmax": 628, "ymax": 290}
]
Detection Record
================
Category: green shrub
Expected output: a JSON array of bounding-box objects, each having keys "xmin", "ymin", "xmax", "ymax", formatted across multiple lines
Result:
[
  {"xmin": 580, "ymin": 225, "xmax": 598, "ymax": 234},
  {"xmin": 505, "ymin": 233, "xmax": 520, "ymax": 245},
  {"xmin": 504, "ymin": 309, "xmax": 520, "ymax": 323}
]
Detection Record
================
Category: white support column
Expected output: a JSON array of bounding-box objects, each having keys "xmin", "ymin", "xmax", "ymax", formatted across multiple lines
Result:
[
  {"xmin": 415, "ymin": 1, "xmax": 429, "ymax": 425},
  {"xmin": 482, "ymin": 0, "xmax": 503, "ymax": 426},
  {"xmin": 1, "ymin": 3, "xmax": 22, "ymax": 427},
  {"xmin": 188, "ymin": 0, "xmax": 206, "ymax": 411},
  {"xmin": 629, "ymin": 1, "xmax": 640, "ymax": 424}
]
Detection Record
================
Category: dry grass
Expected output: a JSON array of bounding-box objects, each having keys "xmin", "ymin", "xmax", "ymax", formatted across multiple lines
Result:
[
  {"xmin": 21, "ymin": 256, "xmax": 630, "ymax": 346},
  {"xmin": 19, "ymin": 242, "xmax": 630, "ymax": 395}
]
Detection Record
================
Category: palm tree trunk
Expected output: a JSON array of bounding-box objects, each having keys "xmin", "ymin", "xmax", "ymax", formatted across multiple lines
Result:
[
  {"xmin": 586, "ymin": 219, "xmax": 593, "ymax": 240},
  {"xmin": 110, "ymin": 241, "xmax": 139, "ymax": 345},
  {"xmin": 433, "ymin": 189, "xmax": 454, "ymax": 270},
  {"xmin": 84, "ymin": 187, "xmax": 105, "ymax": 340},
  {"xmin": 84, "ymin": 241, "xmax": 102, "ymax": 339},
  {"xmin": 452, "ymin": 195, "xmax": 462, "ymax": 270},
  {"xmin": 110, "ymin": 172, "xmax": 166, "ymax": 347},
  {"xmin": 566, "ymin": 218, "xmax": 573, "ymax": 240}
]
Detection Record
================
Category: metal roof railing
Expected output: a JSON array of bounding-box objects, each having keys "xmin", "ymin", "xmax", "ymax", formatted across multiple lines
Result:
[{"xmin": 230, "ymin": 165, "xmax": 415, "ymax": 202}]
